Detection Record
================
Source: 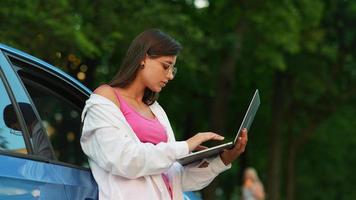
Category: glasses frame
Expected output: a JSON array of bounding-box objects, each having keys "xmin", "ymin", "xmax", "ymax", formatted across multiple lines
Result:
[
  {"xmin": 154, "ymin": 60, "xmax": 177, "ymax": 77},
  {"xmin": 147, "ymin": 54, "xmax": 177, "ymax": 78}
]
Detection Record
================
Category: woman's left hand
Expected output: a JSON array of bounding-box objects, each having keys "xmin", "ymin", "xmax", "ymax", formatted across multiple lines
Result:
[{"xmin": 220, "ymin": 128, "xmax": 248, "ymax": 166}]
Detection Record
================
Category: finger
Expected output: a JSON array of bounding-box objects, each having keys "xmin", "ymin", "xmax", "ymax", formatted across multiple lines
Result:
[
  {"xmin": 237, "ymin": 137, "xmax": 247, "ymax": 152},
  {"xmin": 207, "ymin": 132, "xmax": 225, "ymax": 140},
  {"xmin": 199, "ymin": 145, "xmax": 209, "ymax": 149},
  {"xmin": 233, "ymin": 137, "xmax": 246, "ymax": 153},
  {"xmin": 194, "ymin": 145, "xmax": 209, "ymax": 151},
  {"xmin": 236, "ymin": 129, "xmax": 248, "ymax": 145},
  {"xmin": 241, "ymin": 128, "xmax": 248, "ymax": 138},
  {"xmin": 200, "ymin": 132, "xmax": 224, "ymax": 142},
  {"xmin": 233, "ymin": 138, "xmax": 243, "ymax": 151}
]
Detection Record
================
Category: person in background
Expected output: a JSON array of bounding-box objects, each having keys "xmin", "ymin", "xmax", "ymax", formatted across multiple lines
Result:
[
  {"xmin": 242, "ymin": 167, "xmax": 265, "ymax": 200},
  {"xmin": 80, "ymin": 29, "xmax": 248, "ymax": 200}
]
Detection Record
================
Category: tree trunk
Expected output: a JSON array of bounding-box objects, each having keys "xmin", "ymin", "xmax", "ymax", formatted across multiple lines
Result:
[
  {"xmin": 266, "ymin": 71, "xmax": 289, "ymax": 200},
  {"xmin": 201, "ymin": 21, "xmax": 245, "ymax": 200},
  {"xmin": 286, "ymin": 140, "xmax": 297, "ymax": 200}
]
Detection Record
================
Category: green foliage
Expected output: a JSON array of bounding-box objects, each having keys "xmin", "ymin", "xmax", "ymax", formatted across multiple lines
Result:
[{"xmin": 298, "ymin": 108, "xmax": 356, "ymax": 199}]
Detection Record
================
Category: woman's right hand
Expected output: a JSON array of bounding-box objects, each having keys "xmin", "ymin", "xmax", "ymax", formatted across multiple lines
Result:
[{"xmin": 186, "ymin": 132, "xmax": 224, "ymax": 152}]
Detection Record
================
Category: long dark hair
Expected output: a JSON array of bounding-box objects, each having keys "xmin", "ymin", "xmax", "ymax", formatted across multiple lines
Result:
[{"xmin": 109, "ymin": 29, "xmax": 182, "ymax": 105}]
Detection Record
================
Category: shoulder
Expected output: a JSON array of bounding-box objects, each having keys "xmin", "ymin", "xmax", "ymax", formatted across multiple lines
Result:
[{"xmin": 93, "ymin": 84, "xmax": 120, "ymax": 108}]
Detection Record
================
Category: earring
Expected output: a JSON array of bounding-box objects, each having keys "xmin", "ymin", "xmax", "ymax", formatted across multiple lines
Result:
[{"xmin": 141, "ymin": 64, "xmax": 145, "ymax": 68}]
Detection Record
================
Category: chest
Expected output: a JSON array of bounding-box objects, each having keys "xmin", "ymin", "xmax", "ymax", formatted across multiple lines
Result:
[
  {"xmin": 123, "ymin": 97, "xmax": 156, "ymax": 120},
  {"xmin": 126, "ymin": 114, "xmax": 168, "ymax": 144},
  {"xmin": 119, "ymin": 98, "xmax": 168, "ymax": 144}
]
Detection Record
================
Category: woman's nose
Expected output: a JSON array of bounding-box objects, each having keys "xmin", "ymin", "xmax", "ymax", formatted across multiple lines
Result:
[{"xmin": 167, "ymin": 71, "xmax": 174, "ymax": 80}]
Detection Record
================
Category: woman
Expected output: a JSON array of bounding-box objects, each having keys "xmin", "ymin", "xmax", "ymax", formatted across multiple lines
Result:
[
  {"xmin": 80, "ymin": 29, "xmax": 248, "ymax": 200},
  {"xmin": 242, "ymin": 167, "xmax": 265, "ymax": 200}
]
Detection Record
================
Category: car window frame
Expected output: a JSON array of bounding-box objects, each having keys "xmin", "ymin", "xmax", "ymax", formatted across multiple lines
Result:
[
  {"xmin": 0, "ymin": 51, "xmax": 34, "ymax": 155},
  {"xmin": 1, "ymin": 51, "xmax": 90, "ymax": 171}
]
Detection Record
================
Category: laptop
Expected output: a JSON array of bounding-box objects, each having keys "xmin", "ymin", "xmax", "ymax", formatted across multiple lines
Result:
[{"xmin": 177, "ymin": 89, "xmax": 260, "ymax": 166}]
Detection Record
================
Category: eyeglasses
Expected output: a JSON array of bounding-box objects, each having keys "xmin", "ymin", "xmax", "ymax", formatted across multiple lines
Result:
[{"xmin": 153, "ymin": 59, "xmax": 178, "ymax": 78}]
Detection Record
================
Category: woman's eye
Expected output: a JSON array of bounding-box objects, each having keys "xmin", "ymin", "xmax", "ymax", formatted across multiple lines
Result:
[{"xmin": 163, "ymin": 64, "xmax": 170, "ymax": 70}]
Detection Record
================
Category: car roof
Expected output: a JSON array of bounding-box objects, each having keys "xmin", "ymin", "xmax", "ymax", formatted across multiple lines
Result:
[{"xmin": 0, "ymin": 43, "xmax": 92, "ymax": 96}]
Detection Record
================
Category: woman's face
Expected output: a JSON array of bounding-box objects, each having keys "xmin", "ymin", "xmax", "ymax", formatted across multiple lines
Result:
[{"xmin": 139, "ymin": 55, "xmax": 177, "ymax": 92}]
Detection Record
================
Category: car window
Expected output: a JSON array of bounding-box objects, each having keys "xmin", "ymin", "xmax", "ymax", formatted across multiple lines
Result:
[
  {"xmin": 9, "ymin": 57, "xmax": 88, "ymax": 167},
  {"xmin": 22, "ymin": 83, "xmax": 84, "ymax": 165},
  {"xmin": 0, "ymin": 76, "xmax": 27, "ymax": 154}
]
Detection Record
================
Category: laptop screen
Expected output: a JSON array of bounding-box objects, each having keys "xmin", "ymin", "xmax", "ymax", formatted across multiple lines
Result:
[{"xmin": 234, "ymin": 90, "xmax": 260, "ymax": 143}]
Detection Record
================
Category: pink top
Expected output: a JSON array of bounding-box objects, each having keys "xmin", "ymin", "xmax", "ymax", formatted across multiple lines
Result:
[{"xmin": 113, "ymin": 89, "xmax": 173, "ymax": 198}]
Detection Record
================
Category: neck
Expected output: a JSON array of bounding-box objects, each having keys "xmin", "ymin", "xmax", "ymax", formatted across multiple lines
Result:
[{"xmin": 118, "ymin": 79, "xmax": 146, "ymax": 102}]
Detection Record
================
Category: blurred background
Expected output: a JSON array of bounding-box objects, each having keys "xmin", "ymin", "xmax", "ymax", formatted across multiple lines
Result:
[{"xmin": 1, "ymin": 0, "xmax": 355, "ymax": 199}]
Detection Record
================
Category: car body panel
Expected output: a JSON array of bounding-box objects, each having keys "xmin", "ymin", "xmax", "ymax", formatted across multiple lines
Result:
[{"xmin": 0, "ymin": 155, "xmax": 97, "ymax": 200}]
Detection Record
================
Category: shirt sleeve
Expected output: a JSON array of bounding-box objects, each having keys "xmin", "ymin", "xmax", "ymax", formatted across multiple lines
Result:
[
  {"xmin": 179, "ymin": 156, "xmax": 231, "ymax": 191},
  {"xmin": 80, "ymin": 104, "xmax": 189, "ymax": 179}
]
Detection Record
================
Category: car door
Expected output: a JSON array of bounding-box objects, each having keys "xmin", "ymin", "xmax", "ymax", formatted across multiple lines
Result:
[{"xmin": 0, "ymin": 46, "xmax": 97, "ymax": 200}]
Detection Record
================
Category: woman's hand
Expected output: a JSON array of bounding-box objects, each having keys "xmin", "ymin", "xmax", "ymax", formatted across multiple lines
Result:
[
  {"xmin": 186, "ymin": 132, "xmax": 224, "ymax": 152},
  {"xmin": 220, "ymin": 128, "xmax": 248, "ymax": 166}
]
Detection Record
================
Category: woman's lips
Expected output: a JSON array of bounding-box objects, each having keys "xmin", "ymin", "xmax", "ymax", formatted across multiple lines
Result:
[{"xmin": 160, "ymin": 81, "xmax": 167, "ymax": 87}]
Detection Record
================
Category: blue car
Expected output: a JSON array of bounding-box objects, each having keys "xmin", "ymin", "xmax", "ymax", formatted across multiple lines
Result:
[{"xmin": 0, "ymin": 44, "xmax": 200, "ymax": 200}]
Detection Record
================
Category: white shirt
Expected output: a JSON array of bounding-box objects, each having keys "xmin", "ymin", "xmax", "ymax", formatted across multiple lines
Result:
[{"xmin": 80, "ymin": 94, "xmax": 231, "ymax": 200}]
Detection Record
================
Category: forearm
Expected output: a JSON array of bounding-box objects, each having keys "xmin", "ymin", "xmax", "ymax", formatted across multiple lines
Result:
[
  {"xmin": 181, "ymin": 156, "xmax": 231, "ymax": 191},
  {"xmin": 82, "ymin": 127, "xmax": 189, "ymax": 179}
]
